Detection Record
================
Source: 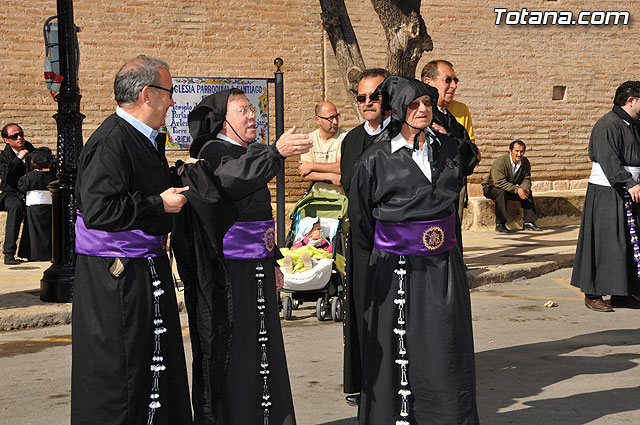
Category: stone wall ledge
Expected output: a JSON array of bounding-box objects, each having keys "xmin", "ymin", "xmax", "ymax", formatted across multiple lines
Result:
[{"xmin": 463, "ymin": 188, "xmax": 586, "ymax": 231}]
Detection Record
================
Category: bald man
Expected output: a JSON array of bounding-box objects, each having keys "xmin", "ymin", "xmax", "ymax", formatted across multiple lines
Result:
[{"xmin": 299, "ymin": 101, "xmax": 347, "ymax": 194}]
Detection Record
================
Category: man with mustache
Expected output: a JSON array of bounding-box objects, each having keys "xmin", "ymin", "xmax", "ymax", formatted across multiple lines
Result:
[
  {"xmin": 422, "ymin": 60, "xmax": 480, "ymax": 258},
  {"xmin": 299, "ymin": 101, "xmax": 346, "ymax": 194},
  {"xmin": 339, "ymin": 68, "xmax": 390, "ymax": 407}
]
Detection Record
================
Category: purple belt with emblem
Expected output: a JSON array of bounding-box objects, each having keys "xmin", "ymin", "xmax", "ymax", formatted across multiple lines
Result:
[
  {"xmin": 75, "ymin": 211, "xmax": 166, "ymax": 258},
  {"xmin": 223, "ymin": 219, "xmax": 276, "ymax": 259},
  {"xmin": 374, "ymin": 212, "xmax": 457, "ymax": 256}
]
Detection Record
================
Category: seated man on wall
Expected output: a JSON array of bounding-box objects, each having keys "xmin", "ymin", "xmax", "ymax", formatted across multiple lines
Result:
[
  {"xmin": 0, "ymin": 123, "xmax": 35, "ymax": 264},
  {"xmin": 298, "ymin": 101, "xmax": 347, "ymax": 194},
  {"xmin": 482, "ymin": 140, "xmax": 541, "ymax": 233}
]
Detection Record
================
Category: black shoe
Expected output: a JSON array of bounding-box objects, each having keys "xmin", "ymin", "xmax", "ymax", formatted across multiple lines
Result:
[
  {"xmin": 523, "ymin": 222, "xmax": 542, "ymax": 231},
  {"xmin": 4, "ymin": 254, "xmax": 21, "ymax": 265},
  {"xmin": 495, "ymin": 223, "xmax": 512, "ymax": 233},
  {"xmin": 345, "ymin": 394, "xmax": 360, "ymax": 406},
  {"xmin": 610, "ymin": 295, "xmax": 640, "ymax": 309}
]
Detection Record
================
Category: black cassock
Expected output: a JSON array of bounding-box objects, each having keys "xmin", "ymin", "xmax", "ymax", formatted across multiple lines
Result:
[
  {"xmin": 572, "ymin": 106, "xmax": 640, "ymax": 296},
  {"xmin": 172, "ymin": 160, "xmax": 238, "ymax": 425},
  {"xmin": 349, "ymin": 134, "xmax": 479, "ymax": 424},
  {"xmin": 340, "ymin": 122, "xmax": 384, "ymax": 394},
  {"xmin": 72, "ymin": 114, "xmax": 192, "ymax": 425},
  {"xmin": 17, "ymin": 169, "xmax": 55, "ymax": 261},
  {"xmin": 198, "ymin": 138, "xmax": 296, "ymax": 425}
]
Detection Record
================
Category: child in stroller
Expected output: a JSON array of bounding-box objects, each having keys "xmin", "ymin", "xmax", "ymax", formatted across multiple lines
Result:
[
  {"xmin": 283, "ymin": 217, "xmax": 332, "ymax": 273},
  {"xmin": 278, "ymin": 188, "xmax": 347, "ymax": 321}
]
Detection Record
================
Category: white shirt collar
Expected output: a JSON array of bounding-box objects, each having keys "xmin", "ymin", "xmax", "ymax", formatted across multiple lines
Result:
[
  {"xmin": 116, "ymin": 106, "xmax": 159, "ymax": 149},
  {"xmin": 217, "ymin": 133, "xmax": 244, "ymax": 147},
  {"xmin": 510, "ymin": 156, "xmax": 522, "ymax": 173},
  {"xmin": 364, "ymin": 116, "xmax": 391, "ymax": 136},
  {"xmin": 390, "ymin": 127, "xmax": 436, "ymax": 153}
]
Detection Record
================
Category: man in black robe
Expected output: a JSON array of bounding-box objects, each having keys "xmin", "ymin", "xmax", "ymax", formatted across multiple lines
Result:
[
  {"xmin": 571, "ymin": 81, "xmax": 640, "ymax": 312},
  {"xmin": 339, "ymin": 68, "xmax": 389, "ymax": 406},
  {"xmin": 187, "ymin": 88, "xmax": 312, "ymax": 425},
  {"xmin": 422, "ymin": 60, "xmax": 480, "ymax": 257},
  {"xmin": 0, "ymin": 123, "xmax": 34, "ymax": 264},
  {"xmin": 72, "ymin": 55, "xmax": 193, "ymax": 425},
  {"xmin": 349, "ymin": 76, "xmax": 479, "ymax": 424}
]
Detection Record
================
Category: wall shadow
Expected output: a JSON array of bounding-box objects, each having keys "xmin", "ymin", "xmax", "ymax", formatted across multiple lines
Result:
[{"xmin": 476, "ymin": 328, "xmax": 640, "ymax": 424}]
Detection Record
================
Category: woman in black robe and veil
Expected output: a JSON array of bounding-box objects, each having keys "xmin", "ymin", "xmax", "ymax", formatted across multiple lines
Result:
[{"xmin": 349, "ymin": 76, "xmax": 480, "ymax": 424}]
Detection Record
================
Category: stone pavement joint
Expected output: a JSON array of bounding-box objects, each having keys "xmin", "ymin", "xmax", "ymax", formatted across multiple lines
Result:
[{"xmin": 0, "ymin": 224, "xmax": 580, "ymax": 332}]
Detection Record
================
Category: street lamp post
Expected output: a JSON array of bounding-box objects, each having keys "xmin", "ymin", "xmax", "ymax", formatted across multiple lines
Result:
[{"xmin": 40, "ymin": 0, "xmax": 84, "ymax": 302}]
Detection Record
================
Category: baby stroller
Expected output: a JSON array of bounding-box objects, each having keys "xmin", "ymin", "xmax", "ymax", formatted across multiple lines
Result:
[{"xmin": 279, "ymin": 186, "xmax": 348, "ymax": 322}]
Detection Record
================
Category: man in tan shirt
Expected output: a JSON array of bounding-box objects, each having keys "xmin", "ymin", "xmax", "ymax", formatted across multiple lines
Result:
[{"xmin": 299, "ymin": 101, "xmax": 347, "ymax": 194}]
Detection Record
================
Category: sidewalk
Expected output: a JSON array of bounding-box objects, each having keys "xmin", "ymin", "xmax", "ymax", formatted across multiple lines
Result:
[{"xmin": 0, "ymin": 224, "xmax": 580, "ymax": 331}]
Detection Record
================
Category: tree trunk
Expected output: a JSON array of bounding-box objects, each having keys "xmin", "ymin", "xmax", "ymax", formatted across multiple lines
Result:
[
  {"xmin": 320, "ymin": 0, "xmax": 433, "ymax": 116},
  {"xmin": 319, "ymin": 0, "xmax": 367, "ymax": 116},
  {"xmin": 371, "ymin": 0, "xmax": 433, "ymax": 77}
]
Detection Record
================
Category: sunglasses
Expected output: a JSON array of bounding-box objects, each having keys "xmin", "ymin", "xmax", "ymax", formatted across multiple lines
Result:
[
  {"xmin": 407, "ymin": 98, "xmax": 436, "ymax": 109},
  {"xmin": 317, "ymin": 114, "xmax": 340, "ymax": 121},
  {"xmin": 356, "ymin": 93, "xmax": 380, "ymax": 103},
  {"xmin": 5, "ymin": 131, "xmax": 24, "ymax": 140},
  {"xmin": 148, "ymin": 84, "xmax": 174, "ymax": 98},
  {"xmin": 443, "ymin": 76, "xmax": 459, "ymax": 84}
]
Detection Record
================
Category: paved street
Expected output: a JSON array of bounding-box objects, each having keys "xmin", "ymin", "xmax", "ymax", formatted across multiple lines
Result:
[{"xmin": 1, "ymin": 266, "xmax": 640, "ymax": 424}]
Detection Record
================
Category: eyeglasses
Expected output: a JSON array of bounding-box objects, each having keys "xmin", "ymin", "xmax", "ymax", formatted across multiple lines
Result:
[
  {"xmin": 443, "ymin": 76, "xmax": 459, "ymax": 84},
  {"xmin": 232, "ymin": 105, "xmax": 257, "ymax": 116},
  {"xmin": 5, "ymin": 131, "xmax": 24, "ymax": 140},
  {"xmin": 317, "ymin": 114, "xmax": 340, "ymax": 121},
  {"xmin": 356, "ymin": 93, "xmax": 380, "ymax": 103},
  {"xmin": 407, "ymin": 98, "xmax": 436, "ymax": 109},
  {"xmin": 148, "ymin": 84, "xmax": 174, "ymax": 98}
]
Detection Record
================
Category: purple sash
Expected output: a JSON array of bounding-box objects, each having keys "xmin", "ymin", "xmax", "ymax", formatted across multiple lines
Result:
[
  {"xmin": 374, "ymin": 212, "xmax": 457, "ymax": 256},
  {"xmin": 75, "ymin": 211, "xmax": 166, "ymax": 258},
  {"xmin": 223, "ymin": 219, "xmax": 276, "ymax": 259}
]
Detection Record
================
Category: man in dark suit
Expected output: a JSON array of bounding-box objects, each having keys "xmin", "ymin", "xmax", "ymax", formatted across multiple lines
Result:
[
  {"xmin": 0, "ymin": 123, "xmax": 34, "ymax": 264},
  {"xmin": 482, "ymin": 140, "xmax": 541, "ymax": 233},
  {"xmin": 340, "ymin": 67, "xmax": 389, "ymax": 407}
]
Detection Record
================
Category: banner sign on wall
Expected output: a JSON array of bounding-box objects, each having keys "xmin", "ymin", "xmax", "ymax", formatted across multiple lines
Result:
[{"xmin": 164, "ymin": 77, "xmax": 270, "ymax": 150}]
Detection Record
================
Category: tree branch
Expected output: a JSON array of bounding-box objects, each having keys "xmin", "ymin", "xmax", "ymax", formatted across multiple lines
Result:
[
  {"xmin": 319, "ymin": 0, "xmax": 367, "ymax": 115},
  {"xmin": 370, "ymin": 0, "xmax": 433, "ymax": 77}
]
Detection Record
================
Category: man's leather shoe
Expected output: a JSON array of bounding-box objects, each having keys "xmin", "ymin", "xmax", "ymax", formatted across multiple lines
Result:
[
  {"xmin": 495, "ymin": 223, "xmax": 512, "ymax": 233},
  {"xmin": 523, "ymin": 222, "xmax": 542, "ymax": 231},
  {"xmin": 584, "ymin": 296, "xmax": 614, "ymax": 312},
  {"xmin": 345, "ymin": 394, "xmax": 360, "ymax": 406},
  {"xmin": 4, "ymin": 254, "xmax": 21, "ymax": 265},
  {"xmin": 610, "ymin": 295, "xmax": 640, "ymax": 309}
]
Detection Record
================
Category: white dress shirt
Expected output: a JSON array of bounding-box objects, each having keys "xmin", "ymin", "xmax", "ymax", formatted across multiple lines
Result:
[{"xmin": 390, "ymin": 128, "xmax": 438, "ymax": 182}]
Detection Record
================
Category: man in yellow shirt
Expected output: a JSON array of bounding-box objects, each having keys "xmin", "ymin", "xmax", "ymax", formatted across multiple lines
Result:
[
  {"xmin": 299, "ymin": 101, "xmax": 347, "ymax": 194},
  {"xmin": 422, "ymin": 60, "xmax": 480, "ymax": 258}
]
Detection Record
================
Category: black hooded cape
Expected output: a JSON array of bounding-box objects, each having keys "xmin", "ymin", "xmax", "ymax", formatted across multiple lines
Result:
[
  {"xmin": 349, "ymin": 76, "xmax": 479, "ymax": 424},
  {"xmin": 172, "ymin": 159, "xmax": 238, "ymax": 424},
  {"xmin": 184, "ymin": 89, "xmax": 296, "ymax": 425}
]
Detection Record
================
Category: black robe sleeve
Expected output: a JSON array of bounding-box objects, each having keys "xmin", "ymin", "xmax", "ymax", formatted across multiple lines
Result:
[
  {"xmin": 431, "ymin": 109, "xmax": 479, "ymax": 176},
  {"xmin": 76, "ymin": 116, "xmax": 171, "ymax": 235},
  {"xmin": 348, "ymin": 154, "xmax": 377, "ymax": 251},
  {"xmin": 589, "ymin": 111, "xmax": 639, "ymax": 190},
  {"xmin": 199, "ymin": 140, "xmax": 283, "ymax": 201}
]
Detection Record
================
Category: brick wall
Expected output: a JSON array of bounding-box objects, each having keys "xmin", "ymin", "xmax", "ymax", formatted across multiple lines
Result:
[{"xmin": 1, "ymin": 0, "xmax": 638, "ymax": 202}]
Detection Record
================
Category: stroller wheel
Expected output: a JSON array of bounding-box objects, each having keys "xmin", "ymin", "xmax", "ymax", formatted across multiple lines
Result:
[
  {"xmin": 292, "ymin": 298, "xmax": 301, "ymax": 310},
  {"xmin": 316, "ymin": 297, "xmax": 327, "ymax": 321},
  {"xmin": 331, "ymin": 297, "xmax": 343, "ymax": 322},
  {"xmin": 282, "ymin": 296, "xmax": 293, "ymax": 320}
]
